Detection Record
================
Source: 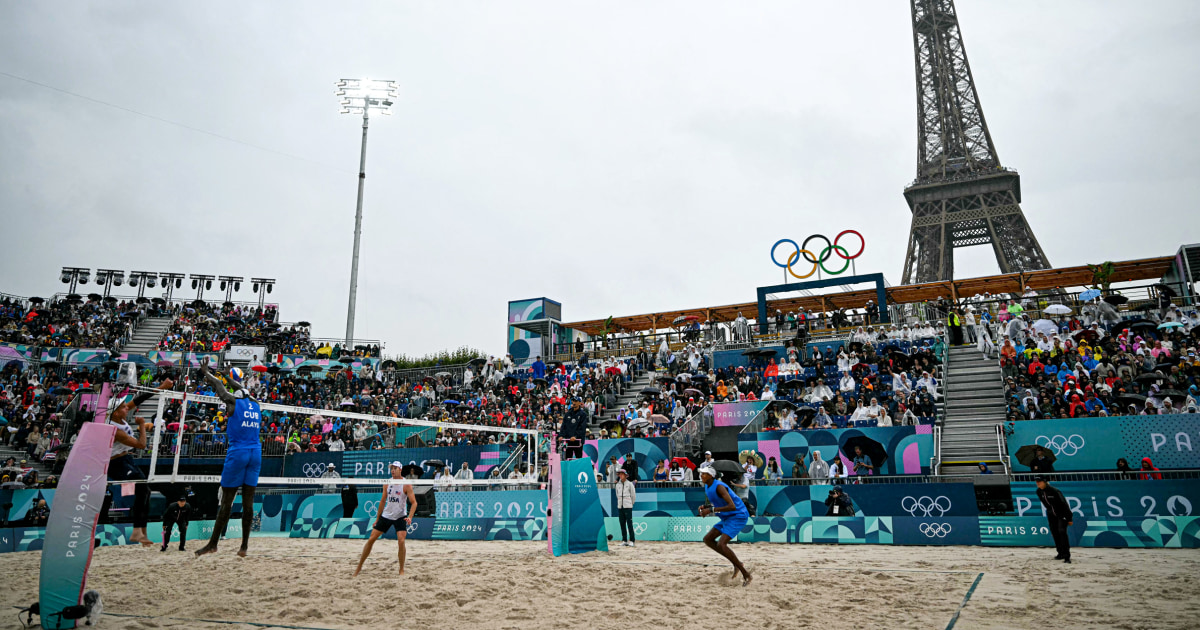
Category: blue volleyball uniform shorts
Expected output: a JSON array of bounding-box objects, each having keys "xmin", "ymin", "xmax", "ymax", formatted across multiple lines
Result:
[
  {"xmin": 713, "ymin": 513, "xmax": 748, "ymax": 539},
  {"xmin": 221, "ymin": 447, "xmax": 262, "ymax": 487}
]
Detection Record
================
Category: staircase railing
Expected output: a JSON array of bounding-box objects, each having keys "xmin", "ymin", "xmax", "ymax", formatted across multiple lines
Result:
[
  {"xmin": 932, "ymin": 425, "xmax": 942, "ymax": 475},
  {"xmin": 738, "ymin": 406, "xmax": 773, "ymax": 434},
  {"xmin": 494, "ymin": 442, "xmax": 527, "ymax": 477},
  {"xmin": 995, "ymin": 424, "xmax": 1010, "ymax": 475},
  {"xmin": 670, "ymin": 404, "xmax": 712, "ymax": 458}
]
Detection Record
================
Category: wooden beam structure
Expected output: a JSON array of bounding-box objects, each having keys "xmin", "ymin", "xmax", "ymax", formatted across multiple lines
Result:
[{"xmin": 561, "ymin": 256, "xmax": 1174, "ymax": 336}]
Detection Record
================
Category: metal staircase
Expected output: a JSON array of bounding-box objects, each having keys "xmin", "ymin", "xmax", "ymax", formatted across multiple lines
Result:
[
  {"xmin": 123, "ymin": 316, "xmax": 174, "ymax": 354},
  {"xmin": 588, "ymin": 368, "xmax": 654, "ymax": 431},
  {"xmin": 938, "ymin": 345, "xmax": 1007, "ymax": 475}
]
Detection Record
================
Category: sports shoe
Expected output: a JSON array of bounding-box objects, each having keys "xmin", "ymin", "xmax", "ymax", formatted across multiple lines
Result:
[
  {"xmin": 1062, "ymin": 558, "xmax": 1071, "ymax": 564},
  {"xmin": 620, "ymin": 541, "xmax": 629, "ymax": 547},
  {"xmin": 1053, "ymin": 554, "xmax": 1064, "ymax": 560},
  {"xmin": 629, "ymin": 542, "xmax": 635, "ymax": 547},
  {"xmin": 159, "ymin": 545, "xmax": 167, "ymax": 553}
]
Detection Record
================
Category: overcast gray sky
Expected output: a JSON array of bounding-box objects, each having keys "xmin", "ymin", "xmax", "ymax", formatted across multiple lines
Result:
[{"xmin": 2, "ymin": 1, "xmax": 1198, "ymax": 357}]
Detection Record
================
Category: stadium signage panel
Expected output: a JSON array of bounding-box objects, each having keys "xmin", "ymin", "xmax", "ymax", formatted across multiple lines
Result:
[{"xmin": 1008, "ymin": 415, "xmax": 1200, "ymax": 471}]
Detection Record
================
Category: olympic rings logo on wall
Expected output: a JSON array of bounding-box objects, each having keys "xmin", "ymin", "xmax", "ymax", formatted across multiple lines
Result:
[{"xmin": 770, "ymin": 230, "xmax": 864, "ymax": 279}]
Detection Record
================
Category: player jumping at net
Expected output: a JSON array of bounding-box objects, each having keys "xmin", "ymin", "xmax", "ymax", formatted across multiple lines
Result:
[
  {"xmin": 194, "ymin": 360, "xmax": 262, "ymax": 558},
  {"xmin": 697, "ymin": 464, "xmax": 752, "ymax": 587},
  {"xmin": 107, "ymin": 378, "xmax": 174, "ymax": 547},
  {"xmin": 354, "ymin": 461, "xmax": 417, "ymax": 577}
]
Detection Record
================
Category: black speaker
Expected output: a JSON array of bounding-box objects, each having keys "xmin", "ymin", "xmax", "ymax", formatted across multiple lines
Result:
[
  {"xmin": 413, "ymin": 486, "xmax": 436, "ymax": 518},
  {"xmin": 973, "ymin": 476, "xmax": 1013, "ymax": 515}
]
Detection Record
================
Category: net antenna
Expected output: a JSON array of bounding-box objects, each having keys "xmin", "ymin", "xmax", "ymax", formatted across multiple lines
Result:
[{"xmin": 140, "ymin": 387, "xmax": 542, "ymax": 487}]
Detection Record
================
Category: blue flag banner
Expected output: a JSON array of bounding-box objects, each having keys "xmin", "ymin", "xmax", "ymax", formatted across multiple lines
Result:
[{"xmin": 38, "ymin": 422, "xmax": 116, "ymax": 630}]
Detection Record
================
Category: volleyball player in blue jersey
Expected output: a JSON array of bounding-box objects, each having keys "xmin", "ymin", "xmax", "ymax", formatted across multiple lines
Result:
[
  {"xmin": 195, "ymin": 360, "xmax": 262, "ymax": 558},
  {"xmin": 697, "ymin": 465, "xmax": 752, "ymax": 586}
]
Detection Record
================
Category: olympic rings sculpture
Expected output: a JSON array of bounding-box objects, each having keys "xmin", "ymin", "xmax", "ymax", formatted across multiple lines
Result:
[{"xmin": 770, "ymin": 230, "xmax": 864, "ymax": 279}]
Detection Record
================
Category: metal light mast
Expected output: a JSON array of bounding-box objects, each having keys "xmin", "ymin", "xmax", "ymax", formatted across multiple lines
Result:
[{"xmin": 336, "ymin": 78, "xmax": 397, "ymax": 347}]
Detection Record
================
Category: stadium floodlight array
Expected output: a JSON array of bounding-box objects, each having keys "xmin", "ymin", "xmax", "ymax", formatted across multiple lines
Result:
[
  {"xmin": 138, "ymin": 386, "xmax": 541, "ymax": 487},
  {"xmin": 60, "ymin": 267, "xmax": 91, "ymax": 293},
  {"xmin": 218, "ymin": 275, "xmax": 243, "ymax": 304},
  {"xmin": 335, "ymin": 78, "xmax": 398, "ymax": 348},
  {"xmin": 94, "ymin": 269, "xmax": 125, "ymax": 298},
  {"xmin": 251, "ymin": 278, "xmax": 275, "ymax": 310}
]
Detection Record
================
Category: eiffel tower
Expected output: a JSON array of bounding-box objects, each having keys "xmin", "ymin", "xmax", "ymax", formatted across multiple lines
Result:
[{"xmin": 901, "ymin": 0, "xmax": 1051, "ymax": 284}]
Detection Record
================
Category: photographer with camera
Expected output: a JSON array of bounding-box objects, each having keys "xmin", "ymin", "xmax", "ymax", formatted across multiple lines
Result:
[{"xmin": 824, "ymin": 485, "xmax": 855, "ymax": 516}]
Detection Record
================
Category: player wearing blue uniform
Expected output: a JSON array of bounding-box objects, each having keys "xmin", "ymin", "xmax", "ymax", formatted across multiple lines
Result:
[
  {"xmin": 697, "ymin": 464, "xmax": 752, "ymax": 586},
  {"xmin": 195, "ymin": 361, "xmax": 262, "ymax": 558}
]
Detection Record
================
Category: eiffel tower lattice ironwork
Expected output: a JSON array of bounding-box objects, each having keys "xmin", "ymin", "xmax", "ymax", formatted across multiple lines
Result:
[{"xmin": 900, "ymin": 0, "xmax": 1051, "ymax": 284}]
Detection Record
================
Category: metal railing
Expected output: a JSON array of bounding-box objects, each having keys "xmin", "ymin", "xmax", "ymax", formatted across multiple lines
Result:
[
  {"xmin": 994, "ymin": 425, "xmax": 1010, "ymax": 475},
  {"xmin": 669, "ymin": 404, "xmax": 712, "ymax": 457},
  {"xmin": 933, "ymin": 425, "xmax": 942, "ymax": 474},
  {"xmin": 738, "ymin": 406, "xmax": 772, "ymax": 434},
  {"xmin": 596, "ymin": 473, "xmax": 977, "ymax": 489}
]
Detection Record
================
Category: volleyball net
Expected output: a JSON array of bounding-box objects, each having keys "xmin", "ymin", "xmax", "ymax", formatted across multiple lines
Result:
[{"xmin": 131, "ymin": 386, "xmax": 544, "ymax": 487}]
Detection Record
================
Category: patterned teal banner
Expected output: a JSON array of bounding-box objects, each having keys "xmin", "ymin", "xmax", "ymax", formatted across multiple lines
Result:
[{"xmin": 1007, "ymin": 415, "xmax": 1200, "ymax": 472}]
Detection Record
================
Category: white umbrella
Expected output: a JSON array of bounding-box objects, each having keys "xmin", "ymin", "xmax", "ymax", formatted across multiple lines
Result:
[
  {"xmin": 1031, "ymin": 319, "xmax": 1059, "ymax": 338},
  {"xmin": 1044, "ymin": 304, "xmax": 1072, "ymax": 316}
]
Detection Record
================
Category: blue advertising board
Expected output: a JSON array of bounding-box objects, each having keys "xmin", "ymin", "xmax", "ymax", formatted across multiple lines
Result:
[
  {"xmin": 1010, "ymin": 480, "xmax": 1200, "ymax": 519},
  {"xmin": 751, "ymin": 482, "xmax": 979, "ymax": 518},
  {"xmin": 435, "ymin": 490, "xmax": 548, "ymax": 519},
  {"xmin": 1007, "ymin": 415, "xmax": 1200, "ymax": 472}
]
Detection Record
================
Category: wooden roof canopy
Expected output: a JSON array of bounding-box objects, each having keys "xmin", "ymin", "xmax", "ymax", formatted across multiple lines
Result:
[{"xmin": 561, "ymin": 256, "xmax": 1174, "ymax": 336}]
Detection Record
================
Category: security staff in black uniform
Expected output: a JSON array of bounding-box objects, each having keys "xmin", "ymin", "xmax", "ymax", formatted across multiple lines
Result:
[
  {"xmin": 561, "ymin": 398, "xmax": 588, "ymax": 460},
  {"xmin": 161, "ymin": 495, "xmax": 193, "ymax": 552},
  {"xmin": 1035, "ymin": 476, "xmax": 1073, "ymax": 563}
]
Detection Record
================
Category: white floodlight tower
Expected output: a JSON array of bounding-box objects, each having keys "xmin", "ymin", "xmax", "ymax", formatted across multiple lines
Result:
[{"xmin": 336, "ymin": 78, "xmax": 397, "ymax": 348}]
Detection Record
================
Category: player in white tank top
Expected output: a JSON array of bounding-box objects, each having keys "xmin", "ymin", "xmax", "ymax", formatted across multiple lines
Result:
[{"xmin": 354, "ymin": 461, "xmax": 417, "ymax": 577}]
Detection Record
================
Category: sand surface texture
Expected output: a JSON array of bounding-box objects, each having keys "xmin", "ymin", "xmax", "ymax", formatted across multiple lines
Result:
[{"xmin": 2, "ymin": 538, "xmax": 1197, "ymax": 629}]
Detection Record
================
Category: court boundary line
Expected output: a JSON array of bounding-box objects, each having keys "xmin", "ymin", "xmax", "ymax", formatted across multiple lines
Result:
[
  {"xmin": 102, "ymin": 611, "xmax": 341, "ymax": 630},
  {"xmin": 944, "ymin": 572, "xmax": 985, "ymax": 630}
]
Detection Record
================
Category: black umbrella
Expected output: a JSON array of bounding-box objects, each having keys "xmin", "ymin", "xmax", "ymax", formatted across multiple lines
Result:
[
  {"xmin": 121, "ymin": 312, "xmax": 139, "ymax": 319},
  {"xmin": 64, "ymin": 294, "xmax": 83, "ymax": 303},
  {"xmin": 151, "ymin": 297, "xmax": 165, "ymax": 305},
  {"xmin": 690, "ymin": 374, "xmax": 710, "ymax": 381},
  {"xmin": 767, "ymin": 400, "xmax": 797, "ymax": 411},
  {"xmin": 339, "ymin": 356, "xmax": 355, "ymax": 364},
  {"xmin": 1014, "ymin": 444, "xmax": 1056, "ymax": 467},
  {"xmin": 1135, "ymin": 372, "xmax": 1164, "ymax": 384},
  {"xmin": 423, "ymin": 460, "xmax": 446, "ymax": 471},
  {"xmin": 190, "ymin": 299, "xmax": 206, "ymax": 308},
  {"xmin": 87, "ymin": 293, "xmax": 102, "ymax": 302},
  {"xmin": 711, "ymin": 460, "xmax": 744, "ymax": 485},
  {"xmin": 40, "ymin": 361, "xmax": 61, "ymax": 369},
  {"xmin": 1103, "ymin": 294, "xmax": 1129, "ymax": 306},
  {"xmin": 532, "ymin": 377, "xmax": 548, "ymax": 385},
  {"xmin": 467, "ymin": 357, "xmax": 486, "ymax": 367},
  {"xmin": 1071, "ymin": 329, "xmax": 1101, "ymax": 344},
  {"xmin": 657, "ymin": 375, "xmax": 676, "ymax": 383},
  {"xmin": 296, "ymin": 365, "xmax": 317, "ymax": 374},
  {"xmin": 101, "ymin": 361, "xmax": 120, "ymax": 370},
  {"xmin": 28, "ymin": 296, "xmax": 45, "ymax": 304},
  {"xmin": 1159, "ymin": 389, "xmax": 1187, "ymax": 404},
  {"xmin": 135, "ymin": 297, "xmax": 149, "ymax": 304},
  {"xmin": 640, "ymin": 386, "xmax": 661, "ymax": 396},
  {"xmin": 842, "ymin": 436, "xmax": 887, "ymax": 474},
  {"xmin": 381, "ymin": 359, "xmax": 397, "ymax": 370},
  {"xmin": 1117, "ymin": 393, "xmax": 1147, "ymax": 407},
  {"xmin": 848, "ymin": 341, "xmax": 864, "ymax": 353},
  {"xmin": 103, "ymin": 296, "xmax": 118, "ymax": 304},
  {"xmin": 267, "ymin": 366, "xmax": 282, "ymax": 374},
  {"xmin": 401, "ymin": 464, "xmax": 424, "ymax": 477},
  {"xmin": 776, "ymin": 379, "xmax": 806, "ymax": 390}
]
